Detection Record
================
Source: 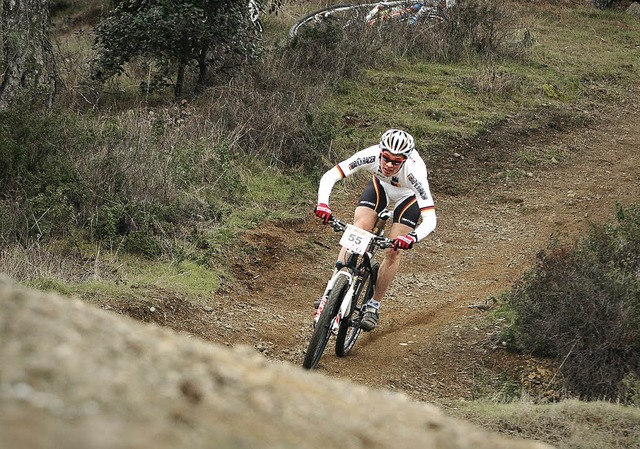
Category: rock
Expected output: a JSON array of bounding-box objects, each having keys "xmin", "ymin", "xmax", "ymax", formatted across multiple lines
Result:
[
  {"xmin": 0, "ymin": 277, "xmax": 553, "ymax": 449},
  {"xmin": 627, "ymin": 2, "xmax": 640, "ymax": 16}
]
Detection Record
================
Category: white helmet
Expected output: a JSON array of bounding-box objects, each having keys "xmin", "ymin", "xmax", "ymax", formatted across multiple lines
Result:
[{"xmin": 379, "ymin": 129, "xmax": 415, "ymax": 157}]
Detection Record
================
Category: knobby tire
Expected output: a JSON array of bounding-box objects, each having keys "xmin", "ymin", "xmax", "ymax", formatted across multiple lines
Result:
[
  {"xmin": 335, "ymin": 262, "xmax": 379, "ymax": 357},
  {"xmin": 302, "ymin": 276, "xmax": 349, "ymax": 369}
]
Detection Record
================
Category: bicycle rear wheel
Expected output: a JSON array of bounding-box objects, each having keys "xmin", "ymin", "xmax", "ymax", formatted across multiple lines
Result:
[
  {"xmin": 335, "ymin": 262, "xmax": 378, "ymax": 357},
  {"xmin": 302, "ymin": 276, "xmax": 349, "ymax": 369},
  {"xmin": 289, "ymin": 3, "xmax": 376, "ymax": 38}
]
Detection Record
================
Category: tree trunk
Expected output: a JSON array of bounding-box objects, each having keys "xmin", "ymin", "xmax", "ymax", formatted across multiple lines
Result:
[
  {"xmin": 196, "ymin": 45, "xmax": 208, "ymax": 93},
  {"xmin": 175, "ymin": 61, "xmax": 185, "ymax": 101},
  {"xmin": 0, "ymin": 0, "xmax": 57, "ymax": 110}
]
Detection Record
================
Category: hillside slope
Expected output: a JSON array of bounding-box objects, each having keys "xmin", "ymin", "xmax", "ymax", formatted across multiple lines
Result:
[{"xmin": 112, "ymin": 90, "xmax": 640, "ymax": 404}]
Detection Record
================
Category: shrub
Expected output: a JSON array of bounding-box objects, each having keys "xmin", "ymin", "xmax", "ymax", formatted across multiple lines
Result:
[
  {"xmin": 591, "ymin": 0, "xmax": 626, "ymax": 9},
  {"xmin": 0, "ymin": 100, "xmax": 91, "ymax": 245},
  {"xmin": 286, "ymin": 20, "xmax": 380, "ymax": 81},
  {"xmin": 199, "ymin": 49, "xmax": 341, "ymax": 170},
  {"xmin": 505, "ymin": 203, "xmax": 640, "ymax": 401},
  {"xmin": 91, "ymin": 200, "xmax": 166, "ymax": 257},
  {"xmin": 92, "ymin": 0, "xmax": 264, "ymax": 99},
  {"xmin": 382, "ymin": 0, "xmax": 533, "ymax": 63}
]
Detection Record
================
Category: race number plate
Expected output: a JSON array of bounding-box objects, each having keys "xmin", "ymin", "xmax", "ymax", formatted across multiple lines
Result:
[{"xmin": 339, "ymin": 224, "xmax": 374, "ymax": 255}]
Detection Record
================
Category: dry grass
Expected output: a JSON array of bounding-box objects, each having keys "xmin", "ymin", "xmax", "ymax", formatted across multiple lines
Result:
[{"xmin": 446, "ymin": 399, "xmax": 640, "ymax": 449}]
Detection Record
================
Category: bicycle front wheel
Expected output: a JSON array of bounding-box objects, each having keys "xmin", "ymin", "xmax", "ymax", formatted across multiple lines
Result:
[
  {"xmin": 289, "ymin": 3, "xmax": 376, "ymax": 38},
  {"xmin": 302, "ymin": 276, "xmax": 349, "ymax": 369},
  {"xmin": 335, "ymin": 262, "xmax": 378, "ymax": 357}
]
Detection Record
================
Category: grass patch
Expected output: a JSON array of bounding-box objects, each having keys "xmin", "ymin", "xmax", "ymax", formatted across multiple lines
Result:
[
  {"xmin": 527, "ymin": 4, "xmax": 639, "ymax": 101},
  {"xmin": 318, "ymin": 1, "xmax": 639, "ymax": 171},
  {"xmin": 445, "ymin": 399, "xmax": 640, "ymax": 449},
  {"xmin": 14, "ymin": 245, "xmax": 223, "ymax": 306},
  {"xmin": 327, "ymin": 62, "xmax": 511, "ymax": 150},
  {"xmin": 242, "ymin": 160, "xmax": 315, "ymax": 210}
]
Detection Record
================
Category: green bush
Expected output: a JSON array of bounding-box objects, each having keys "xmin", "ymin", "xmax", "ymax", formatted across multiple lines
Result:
[
  {"xmin": 92, "ymin": 0, "xmax": 264, "ymax": 98},
  {"xmin": 505, "ymin": 203, "xmax": 640, "ymax": 402},
  {"xmin": 91, "ymin": 199, "xmax": 180, "ymax": 258},
  {"xmin": 0, "ymin": 101, "xmax": 90, "ymax": 245}
]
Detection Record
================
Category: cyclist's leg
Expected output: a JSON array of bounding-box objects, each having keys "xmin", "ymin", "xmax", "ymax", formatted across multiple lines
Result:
[
  {"xmin": 372, "ymin": 195, "xmax": 420, "ymax": 302},
  {"xmin": 356, "ymin": 176, "xmax": 388, "ymax": 223},
  {"xmin": 361, "ymin": 218, "xmax": 411, "ymax": 331},
  {"xmin": 372, "ymin": 221, "xmax": 412, "ymax": 301},
  {"xmin": 337, "ymin": 178, "xmax": 387, "ymax": 264}
]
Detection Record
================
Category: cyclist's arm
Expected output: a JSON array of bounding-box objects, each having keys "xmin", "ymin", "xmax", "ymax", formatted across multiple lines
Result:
[
  {"xmin": 317, "ymin": 146, "xmax": 379, "ymax": 205},
  {"xmin": 317, "ymin": 166, "xmax": 344, "ymax": 205},
  {"xmin": 406, "ymin": 159, "xmax": 437, "ymax": 242},
  {"xmin": 414, "ymin": 206, "xmax": 436, "ymax": 241}
]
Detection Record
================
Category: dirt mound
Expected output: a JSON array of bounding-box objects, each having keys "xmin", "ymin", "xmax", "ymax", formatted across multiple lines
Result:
[{"xmin": 0, "ymin": 278, "xmax": 552, "ymax": 449}]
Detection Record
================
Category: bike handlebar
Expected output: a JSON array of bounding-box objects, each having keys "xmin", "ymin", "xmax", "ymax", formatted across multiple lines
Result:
[{"xmin": 328, "ymin": 217, "xmax": 395, "ymax": 249}]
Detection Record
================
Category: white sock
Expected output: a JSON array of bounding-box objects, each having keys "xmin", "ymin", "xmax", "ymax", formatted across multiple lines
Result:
[{"xmin": 367, "ymin": 299, "xmax": 380, "ymax": 310}]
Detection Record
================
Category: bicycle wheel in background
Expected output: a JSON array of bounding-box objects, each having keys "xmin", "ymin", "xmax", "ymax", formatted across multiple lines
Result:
[
  {"xmin": 302, "ymin": 276, "xmax": 349, "ymax": 369},
  {"xmin": 335, "ymin": 262, "xmax": 378, "ymax": 357},
  {"xmin": 367, "ymin": 4, "xmax": 446, "ymax": 29},
  {"xmin": 289, "ymin": 3, "xmax": 377, "ymax": 38}
]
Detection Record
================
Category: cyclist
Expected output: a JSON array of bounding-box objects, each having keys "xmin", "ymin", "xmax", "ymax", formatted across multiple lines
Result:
[{"xmin": 314, "ymin": 129, "xmax": 437, "ymax": 331}]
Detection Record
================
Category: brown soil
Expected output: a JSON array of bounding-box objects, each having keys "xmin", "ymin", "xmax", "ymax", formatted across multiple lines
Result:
[{"xmin": 115, "ymin": 92, "xmax": 640, "ymax": 406}]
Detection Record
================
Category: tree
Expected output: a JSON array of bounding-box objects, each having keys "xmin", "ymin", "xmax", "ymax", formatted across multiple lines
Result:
[
  {"xmin": 0, "ymin": 0, "xmax": 57, "ymax": 109},
  {"xmin": 92, "ymin": 0, "xmax": 264, "ymax": 100}
]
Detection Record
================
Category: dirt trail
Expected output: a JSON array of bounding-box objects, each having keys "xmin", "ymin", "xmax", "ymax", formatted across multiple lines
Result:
[{"xmin": 190, "ymin": 97, "xmax": 640, "ymax": 404}]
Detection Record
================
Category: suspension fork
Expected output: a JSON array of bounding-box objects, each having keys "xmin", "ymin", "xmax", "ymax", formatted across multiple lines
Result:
[
  {"xmin": 317, "ymin": 267, "xmax": 353, "ymax": 319},
  {"xmin": 336, "ymin": 251, "xmax": 365, "ymax": 315},
  {"xmin": 337, "ymin": 251, "xmax": 375, "ymax": 324},
  {"xmin": 322, "ymin": 257, "xmax": 356, "ymax": 296},
  {"xmin": 337, "ymin": 274, "xmax": 362, "ymax": 324},
  {"xmin": 345, "ymin": 252, "xmax": 375, "ymax": 316}
]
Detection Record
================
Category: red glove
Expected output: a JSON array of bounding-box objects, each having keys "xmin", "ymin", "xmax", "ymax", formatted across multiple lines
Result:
[
  {"xmin": 315, "ymin": 203, "xmax": 332, "ymax": 224},
  {"xmin": 393, "ymin": 232, "xmax": 417, "ymax": 250}
]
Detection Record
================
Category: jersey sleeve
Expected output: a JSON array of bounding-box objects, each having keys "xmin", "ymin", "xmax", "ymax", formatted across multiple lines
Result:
[
  {"xmin": 414, "ymin": 207, "xmax": 436, "ymax": 242},
  {"xmin": 406, "ymin": 159, "xmax": 437, "ymax": 241},
  {"xmin": 317, "ymin": 146, "xmax": 379, "ymax": 205},
  {"xmin": 317, "ymin": 166, "xmax": 344, "ymax": 205}
]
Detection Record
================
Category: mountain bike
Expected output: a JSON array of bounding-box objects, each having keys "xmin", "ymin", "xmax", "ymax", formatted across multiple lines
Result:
[
  {"xmin": 302, "ymin": 209, "xmax": 394, "ymax": 370},
  {"xmin": 289, "ymin": 0, "xmax": 446, "ymax": 38}
]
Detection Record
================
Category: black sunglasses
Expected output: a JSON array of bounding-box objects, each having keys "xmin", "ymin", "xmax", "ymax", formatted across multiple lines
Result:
[{"xmin": 381, "ymin": 152, "xmax": 406, "ymax": 166}]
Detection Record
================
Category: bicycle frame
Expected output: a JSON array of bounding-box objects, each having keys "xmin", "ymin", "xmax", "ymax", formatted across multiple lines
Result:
[
  {"xmin": 329, "ymin": 247, "xmax": 377, "ymax": 333},
  {"xmin": 365, "ymin": 1, "xmax": 413, "ymax": 23},
  {"xmin": 303, "ymin": 210, "xmax": 393, "ymax": 369},
  {"xmin": 289, "ymin": 1, "xmax": 447, "ymax": 38}
]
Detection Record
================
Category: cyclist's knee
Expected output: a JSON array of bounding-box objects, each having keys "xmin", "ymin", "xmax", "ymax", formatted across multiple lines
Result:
[
  {"xmin": 353, "ymin": 206, "xmax": 377, "ymax": 231},
  {"xmin": 384, "ymin": 247, "xmax": 403, "ymax": 262}
]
